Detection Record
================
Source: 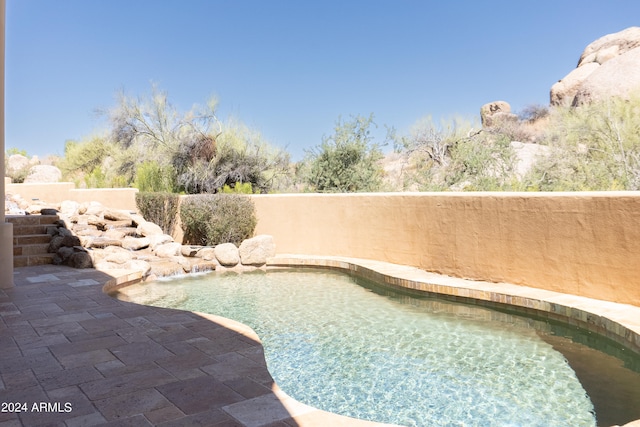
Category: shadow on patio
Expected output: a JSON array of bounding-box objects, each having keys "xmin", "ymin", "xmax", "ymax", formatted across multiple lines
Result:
[{"xmin": 0, "ymin": 265, "xmax": 306, "ymax": 426}]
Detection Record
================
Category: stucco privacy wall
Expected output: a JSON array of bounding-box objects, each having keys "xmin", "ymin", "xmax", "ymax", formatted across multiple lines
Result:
[
  {"xmin": 5, "ymin": 182, "xmax": 138, "ymax": 211},
  {"xmin": 251, "ymin": 192, "xmax": 640, "ymax": 306}
]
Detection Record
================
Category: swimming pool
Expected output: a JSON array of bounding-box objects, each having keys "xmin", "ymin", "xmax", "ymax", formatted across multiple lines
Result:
[{"xmin": 113, "ymin": 268, "xmax": 640, "ymax": 427}]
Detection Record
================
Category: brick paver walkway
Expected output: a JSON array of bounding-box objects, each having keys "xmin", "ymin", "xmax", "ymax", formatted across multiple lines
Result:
[{"xmin": 0, "ymin": 265, "xmax": 391, "ymax": 427}]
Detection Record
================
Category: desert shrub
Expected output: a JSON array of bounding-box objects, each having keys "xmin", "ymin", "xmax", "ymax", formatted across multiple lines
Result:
[
  {"xmin": 445, "ymin": 133, "xmax": 518, "ymax": 190},
  {"xmin": 180, "ymin": 194, "xmax": 256, "ymax": 246},
  {"xmin": 395, "ymin": 116, "xmax": 518, "ymax": 191},
  {"xmin": 303, "ymin": 114, "xmax": 385, "ymax": 192},
  {"xmin": 135, "ymin": 161, "xmax": 177, "ymax": 193},
  {"xmin": 518, "ymin": 104, "xmax": 549, "ymax": 122},
  {"xmin": 526, "ymin": 93, "xmax": 640, "ymax": 190},
  {"xmin": 221, "ymin": 181, "xmax": 254, "ymax": 194},
  {"xmin": 135, "ymin": 192, "xmax": 180, "ymax": 235}
]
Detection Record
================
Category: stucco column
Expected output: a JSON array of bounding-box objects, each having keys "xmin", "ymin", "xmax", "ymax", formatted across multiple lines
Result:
[{"xmin": 0, "ymin": 0, "xmax": 14, "ymax": 288}]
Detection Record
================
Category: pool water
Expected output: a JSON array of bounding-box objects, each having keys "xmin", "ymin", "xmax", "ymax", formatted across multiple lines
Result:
[{"xmin": 113, "ymin": 269, "xmax": 640, "ymax": 427}]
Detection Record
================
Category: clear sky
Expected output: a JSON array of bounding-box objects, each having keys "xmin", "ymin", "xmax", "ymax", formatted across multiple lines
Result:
[{"xmin": 6, "ymin": 0, "xmax": 640, "ymax": 161}]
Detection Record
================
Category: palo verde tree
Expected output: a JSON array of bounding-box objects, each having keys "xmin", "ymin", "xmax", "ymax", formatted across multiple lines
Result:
[
  {"xmin": 76, "ymin": 84, "xmax": 292, "ymax": 193},
  {"xmin": 303, "ymin": 114, "xmax": 386, "ymax": 192}
]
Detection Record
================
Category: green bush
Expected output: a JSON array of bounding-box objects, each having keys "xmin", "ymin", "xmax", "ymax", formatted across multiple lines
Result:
[
  {"xmin": 135, "ymin": 192, "xmax": 180, "ymax": 235},
  {"xmin": 135, "ymin": 160, "xmax": 177, "ymax": 193},
  {"xmin": 525, "ymin": 92, "xmax": 640, "ymax": 191},
  {"xmin": 221, "ymin": 181, "xmax": 254, "ymax": 194},
  {"xmin": 303, "ymin": 114, "xmax": 385, "ymax": 192},
  {"xmin": 180, "ymin": 194, "xmax": 256, "ymax": 246}
]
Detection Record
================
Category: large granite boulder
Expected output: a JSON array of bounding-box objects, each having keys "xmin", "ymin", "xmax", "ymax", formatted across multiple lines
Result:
[
  {"xmin": 6, "ymin": 154, "xmax": 30, "ymax": 176},
  {"xmin": 214, "ymin": 243, "xmax": 240, "ymax": 267},
  {"xmin": 23, "ymin": 165, "xmax": 62, "ymax": 183},
  {"xmin": 573, "ymin": 47, "xmax": 640, "ymax": 105},
  {"xmin": 238, "ymin": 235, "xmax": 276, "ymax": 266},
  {"xmin": 551, "ymin": 27, "xmax": 640, "ymax": 106},
  {"xmin": 480, "ymin": 101, "xmax": 516, "ymax": 128}
]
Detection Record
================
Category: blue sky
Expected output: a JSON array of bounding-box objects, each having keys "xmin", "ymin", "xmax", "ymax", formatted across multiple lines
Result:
[{"xmin": 6, "ymin": 1, "xmax": 640, "ymax": 161}]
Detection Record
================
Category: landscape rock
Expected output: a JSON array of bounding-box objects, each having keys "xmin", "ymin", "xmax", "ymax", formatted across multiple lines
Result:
[
  {"xmin": 214, "ymin": 243, "xmax": 240, "ymax": 266},
  {"xmin": 184, "ymin": 258, "xmax": 218, "ymax": 273},
  {"xmin": 104, "ymin": 229, "xmax": 127, "ymax": 240},
  {"xmin": 125, "ymin": 260, "xmax": 152, "ymax": 277},
  {"xmin": 181, "ymin": 245, "xmax": 202, "ymax": 257},
  {"xmin": 68, "ymin": 251, "xmax": 93, "ymax": 269},
  {"xmin": 195, "ymin": 247, "xmax": 216, "ymax": 261},
  {"xmin": 137, "ymin": 221, "xmax": 164, "ymax": 237},
  {"xmin": 147, "ymin": 234, "xmax": 174, "ymax": 248},
  {"xmin": 105, "ymin": 251, "xmax": 133, "ymax": 265},
  {"xmin": 238, "ymin": 235, "xmax": 276, "ymax": 266},
  {"xmin": 60, "ymin": 200, "xmax": 80, "ymax": 217},
  {"xmin": 103, "ymin": 208, "xmax": 133, "ymax": 222},
  {"xmin": 148, "ymin": 260, "xmax": 185, "ymax": 277},
  {"xmin": 40, "ymin": 208, "xmax": 58, "ymax": 216},
  {"xmin": 90, "ymin": 237, "xmax": 123, "ymax": 249},
  {"xmin": 154, "ymin": 242, "xmax": 183, "ymax": 258},
  {"xmin": 122, "ymin": 236, "xmax": 150, "ymax": 251},
  {"xmin": 80, "ymin": 202, "xmax": 104, "ymax": 217}
]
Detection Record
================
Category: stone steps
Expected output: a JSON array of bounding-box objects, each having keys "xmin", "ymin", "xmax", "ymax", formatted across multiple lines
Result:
[{"xmin": 6, "ymin": 214, "xmax": 58, "ymax": 268}]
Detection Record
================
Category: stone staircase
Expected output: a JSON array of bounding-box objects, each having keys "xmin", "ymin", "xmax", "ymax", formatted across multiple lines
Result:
[{"xmin": 6, "ymin": 214, "xmax": 58, "ymax": 268}]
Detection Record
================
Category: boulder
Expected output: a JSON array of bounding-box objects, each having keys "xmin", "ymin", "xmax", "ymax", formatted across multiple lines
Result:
[
  {"xmin": 23, "ymin": 165, "xmax": 62, "ymax": 183},
  {"xmin": 90, "ymin": 237, "xmax": 123, "ymax": 249},
  {"xmin": 573, "ymin": 47, "xmax": 640, "ymax": 105},
  {"xmin": 137, "ymin": 221, "xmax": 164, "ymax": 237},
  {"xmin": 68, "ymin": 251, "xmax": 93, "ymax": 269},
  {"xmin": 195, "ymin": 247, "xmax": 216, "ymax": 261},
  {"xmin": 122, "ymin": 236, "xmax": 150, "ymax": 251},
  {"xmin": 578, "ymin": 26, "xmax": 640, "ymax": 66},
  {"xmin": 185, "ymin": 258, "xmax": 218, "ymax": 273},
  {"xmin": 480, "ymin": 101, "xmax": 512, "ymax": 127},
  {"xmin": 551, "ymin": 27, "xmax": 640, "ymax": 106},
  {"xmin": 125, "ymin": 260, "xmax": 152, "ymax": 277},
  {"xmin": 214, "ymin": 243, "xmax": 240, "ymax": 266},
  {"xmin": 147, "ymin": 234, "xmax": 174, "ymax": 248},
  {"xmin": 6, "ymin": 154, "xmax": 30, "ymax": 176},
  {"xmin": 103, "ymin": 208, "xmax": 133, "ymax": 222},
  {"xmin": 181, "ymin": 245, "xmax": 202, "ymax": 257},
  {"xmin": 238, "ymin": 235, "xmax": 276, "ymax": 266},
  {"xmin": 550, "ymin": 62, "xmax": 600, "ymax": 106},
  {"xmin": 154, "ymin": 242, "xmax": 183, "ymax": 258},
  {"xmin": 103, "ymin": 229, "xmax": 127, "ymax": 240},
  {"xmin": 105, "ymin": 251, "xmax": 133, "ymax": 265},
  {"xmin": 148, "ymin": 260, "xmax": 185, "ymax": 277},
  {"xmin": 60, "ymin": 200, "xmax": 80, "ymax": 218},
  {"xmin": 40, "ymin": 208, "xmax": 58, "ymax": 216}
]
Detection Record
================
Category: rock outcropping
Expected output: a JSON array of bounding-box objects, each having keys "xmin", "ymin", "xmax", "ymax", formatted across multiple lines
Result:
[
  {"xmin": 480, "ymin": 101, "xmax": 517, "ymax": 128},
  {"xmin": 551, "ymin": 27, "xmax": 640, "ymax": 106}
]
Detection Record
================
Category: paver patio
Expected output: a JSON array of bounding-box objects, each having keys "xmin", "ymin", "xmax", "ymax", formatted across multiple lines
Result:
[{"xmin": 0, "ymin": 265, "xmax": 391, "ymax": 427}]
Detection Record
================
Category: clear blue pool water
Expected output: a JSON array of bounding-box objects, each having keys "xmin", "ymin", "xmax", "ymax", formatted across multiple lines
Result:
[{"xmin": 113, "ymin": 268, "xmax": 640, "ymax": 427}]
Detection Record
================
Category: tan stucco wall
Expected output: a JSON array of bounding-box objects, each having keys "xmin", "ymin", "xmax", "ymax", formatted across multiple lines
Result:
[
  {"xmin": 251, "ymin": 192, "xmax": 640, "ymax": 306},
  {"xmin": 6, "ymin": 182, "xmax": 138, "ymax": 211}
]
